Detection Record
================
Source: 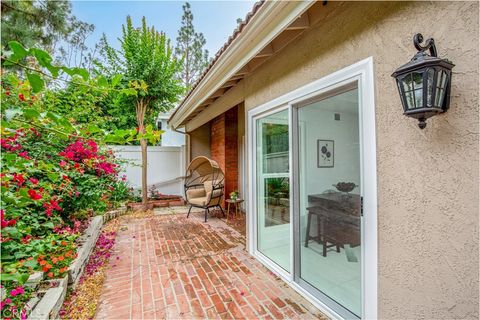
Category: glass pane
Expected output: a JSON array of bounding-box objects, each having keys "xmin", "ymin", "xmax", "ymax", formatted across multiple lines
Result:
[
  {"xmin": 435, "ymin": 88, "xmax": 445, "ymax": 107},
  {"xmin": 440, "ymin": 71, "xmax": 448, "ymax": 90},
  {"xmin": 298, "ymin": 88, "xmax": 361, "ymax": 316},
  {"xmin": 426, "ymin": 69, "xmax": 435, "ymax": 107},
  {"xmin": 437, "ymin": 70, "xmax": 448, "ymax": 90},
  {"xmin": 402, "ymin": 74, "xmax": 413, "ymax": 92},
  {"xmin": 256, "ymin": 109, "xmax": 290, "ymax": 271},
  {"xmin": 415, "ymin": 89, "xmax": 423, "ymax": 108},
  {"xmin": 412, "ymin": 72, "xmax": 423, "ymax": 89},
  {"xmin": 405, "ymin": 90, "xmax": 415, "ymax": 109}
]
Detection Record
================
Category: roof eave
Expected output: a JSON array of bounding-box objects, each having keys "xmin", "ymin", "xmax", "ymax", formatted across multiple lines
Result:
[{"xmin": 168, "ymin": 0, "xmax": 315, "ymax": 130}]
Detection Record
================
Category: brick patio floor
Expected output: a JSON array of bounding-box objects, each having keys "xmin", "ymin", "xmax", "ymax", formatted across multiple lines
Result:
[{"xmin": 95, "ymin": 207, "xmax": 328, "ymax": 320}]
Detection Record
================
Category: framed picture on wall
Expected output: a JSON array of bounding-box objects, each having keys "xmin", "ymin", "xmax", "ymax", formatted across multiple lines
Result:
[{"xmin": 317, "ymin": 139, "xmax": 334, "ymax": 168}]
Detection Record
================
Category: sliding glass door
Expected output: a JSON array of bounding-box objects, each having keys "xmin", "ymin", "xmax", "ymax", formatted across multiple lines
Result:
[
  {"xmin": 255, "ymin": 109, "xmax": 291, "ymax": 272},
  {"xmin": 250, "ymin": 59, "xmax": 377, "ymax": 319},
  {"xmin": 295, "ymin": 86, "xmax": 362, "ymax": 318}
]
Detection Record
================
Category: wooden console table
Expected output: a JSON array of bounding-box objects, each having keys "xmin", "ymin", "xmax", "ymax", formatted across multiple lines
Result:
[{"xmin": 304, "ymin": 193, "xmax": 361, "ymax": 256}]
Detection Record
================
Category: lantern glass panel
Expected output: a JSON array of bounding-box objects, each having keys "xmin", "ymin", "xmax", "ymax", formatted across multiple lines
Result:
[
  {"xmin": 426, "ymin": 69, "xmax": 435, "ymax": 107},
  {"xmin": 412, "ymin": 72, "xmax": 423, "ymax": 89},
  {"xmin": 404, "ymin": 89, "xmax": 415, "ymax": 110},
  {"xmin": 402, "ymin": 74, "xmax": 413, "ymax": 92},
  {"xmin": 415, "ymin": 87, "xmax": 423, "ymax": 108},
  {"xmin": 401, "ymin": 72, "xmax": 424, "ymax": 110},
  {"xmin": 435, "ymin": 70, "xmax": 449, "ymax": 107}
]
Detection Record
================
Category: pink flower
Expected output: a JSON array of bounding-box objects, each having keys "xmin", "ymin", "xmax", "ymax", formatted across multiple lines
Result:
[
  {"xmin": 12, "ymin": 173, "xmax": 25, "ymax": 186},
  {"xmin": 1, "ymin": 298, "xmax": 12, "ymax": 310},
  {"xmin": 10, "ymin": 286, "xmax": 24, "ymax": 296},
  {"xmin": 59, "ymin": 160, "xmax": 67, "ymax": 167},
  {"xmin": 0, "ymin": 210, "xmax": 15, "ymax": 228},
  {"xmin": 29, "ymin": 177, "xmax": 39, "ymax": 185},
  {"xmin": 28, "ymin": 189, "xmax": 42, "ymax": 200},
  {"xmin": 43, "ymin": 198, "xmax": 62, "ymax": 217},
  {"xmin": 18, "ymin": 151, "xmax": 30, "ymax": 159},
  {"xmin": 95, "ymin": 162, "xmax": 117, "ymax": 176}
]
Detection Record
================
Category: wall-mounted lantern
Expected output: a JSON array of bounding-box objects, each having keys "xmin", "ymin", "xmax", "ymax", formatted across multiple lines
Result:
[{"xmin": 391, "ymin": 33, "xmax": 454, "ymax": 129}]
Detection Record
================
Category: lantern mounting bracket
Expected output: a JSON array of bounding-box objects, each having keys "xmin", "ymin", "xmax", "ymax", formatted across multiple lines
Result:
[{"xmin": 413, "ymin": 33, "xmax": 437, "ymax": 57}]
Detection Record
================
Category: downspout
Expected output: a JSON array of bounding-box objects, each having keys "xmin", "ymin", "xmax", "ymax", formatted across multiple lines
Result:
[{"xmin": 172, "ymin": 127, "xmax": 191, "ymax": 171}]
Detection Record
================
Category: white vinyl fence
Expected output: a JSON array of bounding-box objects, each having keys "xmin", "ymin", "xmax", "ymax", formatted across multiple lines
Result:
[{"xmin": 108, "ymin": 145, "xmax": 186, "ymax": 196}]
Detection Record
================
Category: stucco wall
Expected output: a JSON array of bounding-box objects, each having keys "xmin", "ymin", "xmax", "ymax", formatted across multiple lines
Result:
[
  {"xmin": 190, "ymin": 122, "xmax": 211, "ymax": 159},
  {"xmin": 240, "ymin": 1, "xmax": 479, "ymax": 319}
]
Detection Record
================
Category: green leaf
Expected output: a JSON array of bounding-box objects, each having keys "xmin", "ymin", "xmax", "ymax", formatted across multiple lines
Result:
[
  {"xmin": 120, "ymin": 88, "xmax": 137, "ymax": 96},
  {"xmin": 7, "ymin": 41, "xmax": 29, "ymax": 63},
  {"xmin": 58, "ymin": 118, "xmax": 76, "ymax": 133},
  {"xmin": 104, "ymin": 134, "xmax": 125, "ymax": 144},
  {"xmin": 26, "ymin": 72, "xmax": 45, "ymax": 93},
  {"xmin": 30, "ymin": 48, "xmax": 59, "ymax": 77},
  {"xmin": 111, "ymin": 74, "xmax": 123, "ymax": 87},
  {"xmin": 3, "ymin": 152, "xmax": 18, "ymax": 163},
  {"xmin": 44, "ymin": 222, "xmax": 54, "ymax": 229},
  {"xmin": 23, "ymin": 108, "xmax": 41, "ymax": 120},
  {"xmin": 4, "ymin": 227, "xmax": 22, "ymax": 239},
  {"xmin": 16, "ymin": 273, "xmax": 30, "ymax": 284},
  {"xmin": 87, "ymin": 124, "xmax": 101, "ymax": 134},
  {"xmin": 62, "ymin": 67, "xmax": 89, "ymax": 81},
  {"xmin": 14, "ymin": 251, "xmax": 28, "ymax": 259},
  {"xmin": 45, "ymin": 111, "xmax": 60, "ymax": 122},
  {"xmin": 23, "ymin": 259, "xmax": 38, "ymax": 269},
  {"xmin": 1, "ymin": 273, "xmax": 17, "ymax": 281},
  {"xmin": 47, "ymin": 172, "xmax": 59, "ymax": 182},
  {"xmin": 97, "ymin": 76, "xmax": 108, "ymax": 87}
]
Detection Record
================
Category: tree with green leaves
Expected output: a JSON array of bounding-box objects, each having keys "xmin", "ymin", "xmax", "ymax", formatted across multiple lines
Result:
[
  {"xmin": 1, "ymin": 0, "xmax": 97, "ymax": 69},
  {"xmin": 100, "ymin": 16, "xmax": 184, "ymax": 205},
  {"xmin": 175, "ymin": 2, "xmax": 209, "ymax": 89},
  {"xmin": 1, "ymin": 0, "xmax": 71, "ymax": 50}
]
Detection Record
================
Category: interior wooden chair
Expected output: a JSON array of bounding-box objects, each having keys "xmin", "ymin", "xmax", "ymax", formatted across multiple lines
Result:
[{"xmin": 184, "ymin": 156, "xmax": 225, "ymax": 222}]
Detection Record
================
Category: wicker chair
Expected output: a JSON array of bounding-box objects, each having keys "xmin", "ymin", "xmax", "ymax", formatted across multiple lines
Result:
[{"xmin": 184, "ymin": 156, "xmax": 225, "ymax": 222}]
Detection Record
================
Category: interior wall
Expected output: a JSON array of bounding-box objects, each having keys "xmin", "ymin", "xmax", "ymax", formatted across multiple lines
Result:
[
  {"xmin": 299, "ymin": 89, "xmax": 360, "ymax": 201},
  {"xmin": 240, "ymin": 1, "xmax": 479, "ymax": 319},
  {"xmin": 189, "ymin": 122, "xmax": 211, "ymax": 159}
]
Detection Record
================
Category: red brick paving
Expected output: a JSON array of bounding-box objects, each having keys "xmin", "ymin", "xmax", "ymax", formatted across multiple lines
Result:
[{"xmin": 95, "ymin": 207, "xmax": 327, "ymax": 319}]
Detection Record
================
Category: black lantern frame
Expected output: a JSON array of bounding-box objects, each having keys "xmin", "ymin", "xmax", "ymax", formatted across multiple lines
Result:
[{"xmin": 392, "ymin": 34, "xmax": 454, "ymax": 129}]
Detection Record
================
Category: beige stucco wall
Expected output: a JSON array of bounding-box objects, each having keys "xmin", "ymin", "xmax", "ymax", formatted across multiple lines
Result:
[
  {"xmin": 238, "ymin": 1, "xmax": 478, "ymax": 319},
  {"xmin": 190, "ymin": 122, "xmax": 211, "ymax": 159}
]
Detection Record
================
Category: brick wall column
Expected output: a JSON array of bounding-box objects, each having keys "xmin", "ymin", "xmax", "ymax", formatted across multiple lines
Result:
[{"xmin": 210, "ymin": 106, "xmax": 238, "ymax": 207}]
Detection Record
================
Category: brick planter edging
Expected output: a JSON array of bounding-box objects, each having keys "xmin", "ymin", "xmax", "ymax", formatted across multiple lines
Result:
[{"xmin": 26, "ymin": 207, "xmax": 126, "ymax": 320}]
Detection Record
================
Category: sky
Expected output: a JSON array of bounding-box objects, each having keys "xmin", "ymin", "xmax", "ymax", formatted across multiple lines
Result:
[{"xmin": 71, "ymin": 1, "xmax": 256, "ymax": 56}]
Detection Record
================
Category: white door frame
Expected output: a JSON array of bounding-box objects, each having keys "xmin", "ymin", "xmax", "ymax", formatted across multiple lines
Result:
[{"xmin": 247, "ymin": 57, "xmax": 377, "ymax": 319}]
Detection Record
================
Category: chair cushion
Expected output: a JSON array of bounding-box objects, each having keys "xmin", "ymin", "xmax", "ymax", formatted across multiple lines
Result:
[
  {"xmin": 188, "ymin": 196, "xmax": 207, "ymax": 207},
  {"xmin": 203, "ymin": 180, "xmax": 213, "ymax": 194},
  {"xmin": 186, "ymin": 188, "xmax": 206, "ymax": 200}
]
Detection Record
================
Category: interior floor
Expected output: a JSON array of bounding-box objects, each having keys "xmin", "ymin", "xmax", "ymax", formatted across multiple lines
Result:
[{"xmin": 261, "ymin": 241, "xmax": 361, "ymax": 316}]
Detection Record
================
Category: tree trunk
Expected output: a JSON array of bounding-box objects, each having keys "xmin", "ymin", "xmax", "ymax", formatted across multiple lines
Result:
[
  {"xmin": 136, "ymin": 98, "xmax": 148, "ymax": 206},
  {"xmin": 140, "ymin": 137, "xmax": 148, "ymax": 205}
]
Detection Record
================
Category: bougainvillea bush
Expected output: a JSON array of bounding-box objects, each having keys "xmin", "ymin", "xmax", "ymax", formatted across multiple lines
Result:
[{"xmin": 0, "ymin": 41, "xmax": 153, "ymax": 319}]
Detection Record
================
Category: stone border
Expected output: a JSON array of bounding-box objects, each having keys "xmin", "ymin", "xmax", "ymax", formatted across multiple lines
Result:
[
  {"xmin": 27, "ymin": 207, "xmax": 127, "ymax": 320},
  {"xmin": 27, "ymin": 277, "xmax": 68, "ymax": 320}
]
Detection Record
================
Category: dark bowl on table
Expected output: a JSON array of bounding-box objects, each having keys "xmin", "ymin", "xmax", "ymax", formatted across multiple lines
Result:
[{"xmin": 333, "ymin": 182, "xmax": 357, "ymax": 193}]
